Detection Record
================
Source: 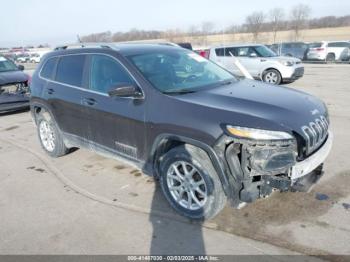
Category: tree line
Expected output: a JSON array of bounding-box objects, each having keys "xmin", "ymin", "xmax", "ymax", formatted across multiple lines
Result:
[{"xmin": 80, "ymin": 4, "xmax": 350, "ymax": 44}]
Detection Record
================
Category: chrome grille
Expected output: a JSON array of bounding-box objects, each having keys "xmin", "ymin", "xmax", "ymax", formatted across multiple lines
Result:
[{"xmin": 302, "ymin": 116, "xmax": 329, "ymax": 155}]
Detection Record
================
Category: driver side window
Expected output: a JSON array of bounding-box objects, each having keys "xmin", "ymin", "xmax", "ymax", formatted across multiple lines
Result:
[{"xmin": 89, "ymin": 55, "xmax": 134, "ymax": 94}]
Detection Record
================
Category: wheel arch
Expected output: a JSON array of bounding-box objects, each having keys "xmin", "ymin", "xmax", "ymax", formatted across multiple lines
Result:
[
  {"xmin": 149, "ymin": 133, "xmax": 231, "ymax": 196},
  {"xmin": 30, "ymin": 101, "xmax": 56, "ymax": 125}
]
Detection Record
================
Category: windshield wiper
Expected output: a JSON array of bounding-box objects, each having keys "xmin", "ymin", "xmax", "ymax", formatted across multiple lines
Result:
[{"xmin": 163, "ymin": 89, "xmax": 196, "ymax": 95}]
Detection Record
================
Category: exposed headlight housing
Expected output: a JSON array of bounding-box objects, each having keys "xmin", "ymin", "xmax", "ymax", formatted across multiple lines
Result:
[
  {"xmin": 249, "ymin": 146, "xmax": 297, "ymax": 175},
  {"xmin": 226, "ymin": 125, "xmax": 297, "ymax": 175},
  {"xmin": 227, "ymin": 125, "xmax": 294, "ymax": 140}
]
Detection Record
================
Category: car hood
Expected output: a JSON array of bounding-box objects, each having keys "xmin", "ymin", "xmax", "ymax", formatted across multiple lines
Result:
[
  {"xmin": 173, "ymin": 79, "xmax": 327, "ymax": 137},
  {"xmin": 0, "ymin": 70, "xmax": 28, "ymax": 86}
]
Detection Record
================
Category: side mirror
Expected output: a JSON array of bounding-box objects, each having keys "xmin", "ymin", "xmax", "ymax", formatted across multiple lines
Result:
[
  {"xmin": 249, "ymin": 53, "xmax": 257, "ymax": 58},
  {"xmin": 17, "ymin": 65, "xmax": 25, "ymax": 71},
  {"xmin": 108, "ymin": 84, "xmax": 143, "ymax": 98}
]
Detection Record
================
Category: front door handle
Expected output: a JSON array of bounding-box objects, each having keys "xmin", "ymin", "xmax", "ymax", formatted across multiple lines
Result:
[
  {"xmin": 82, "ymin": 98, "xmax": 97, "ymax": 106},
  {"xmin": 47, "ymin": 88, "xmax": 55, "ymax": 94}
]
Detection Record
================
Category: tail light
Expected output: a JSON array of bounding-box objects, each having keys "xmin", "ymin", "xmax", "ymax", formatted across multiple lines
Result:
[
  {"xmin": 26, "ymin": 74, "xmax": 32, "ymax": 87},
  {"xmin": 198, "ymin": 50, "xmax": 210, "ymax": 59},
  {"xmin": 315, "ymin": 48, "xmax": 324, "ymax": 51}
]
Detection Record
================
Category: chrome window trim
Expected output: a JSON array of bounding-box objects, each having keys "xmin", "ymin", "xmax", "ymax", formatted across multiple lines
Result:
[{"xmin": 38, "ymin": 52, "xmax": 145, "ymax": 99}]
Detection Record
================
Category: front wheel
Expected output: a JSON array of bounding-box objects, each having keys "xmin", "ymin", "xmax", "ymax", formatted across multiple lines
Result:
[
  {"xmin": 159, "ymin": 145, "xmax": 227, "ymax": 220},
  {"xmin": 262, "ymin": 69, "xmax": 282, "ymax": 85}
]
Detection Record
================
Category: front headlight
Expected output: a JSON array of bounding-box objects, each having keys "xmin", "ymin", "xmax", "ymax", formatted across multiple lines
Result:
[
  {"xmin": 279, "ymin": 60, "xmax": 295, "ymax": 66},
  {"xmin": 227, "ymin": 125, "xmax": 293, "ymax": 140}
]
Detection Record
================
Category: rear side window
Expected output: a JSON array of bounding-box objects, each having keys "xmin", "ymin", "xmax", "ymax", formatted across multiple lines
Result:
[
  {"xmin": 328, "ymin": 42, "xmax": 348, "ymax": 47},
  {"xmin": 55, "ymin": 55, "xmax": 86, "ymax": 87},
  {"xmin": 215, "ymin": 47, "xmax": 236, "ymax": 57},
  {"xmin": 215, "ymin": 48, "xmax": 224, "ymax": 57},
  {"xmin": 89, "ymin": 54, "xmax": 134, "ymax": 94},
  {"xmin": 40, "ymin": 57, "xmax": 57, "ymax": 80}
]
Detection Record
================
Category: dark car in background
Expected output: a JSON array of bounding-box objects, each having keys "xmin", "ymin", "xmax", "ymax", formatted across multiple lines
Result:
[
  {"xmin": 0, "ymin": 56, "xmax": 30, "ymax": 113},
  {"xmin": 30, "ymin": 43, "xmax": 332, "ymax": 220},
  {"xmin": 270, "ymin": 42, "xmax": 309, "ymax": 60}
]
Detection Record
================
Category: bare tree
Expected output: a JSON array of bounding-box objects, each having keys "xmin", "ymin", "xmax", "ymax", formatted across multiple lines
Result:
[
  {"xmin": 201, "ymin": 21, "xmax": 215, "ymax": 35},
  {"xmin": 81, "ymin": 31, "xmax": 112, "ymax": 42},
  {"xmin": 188, "ymin": 25, "xmax": 199, "ymax": 37},
  {"xmin": 290, "ymin": 4, "xmax": 311, "ymax": 40},
  {"xmin": 269, "ymin": 8, "xmax": 285, "ymax": 43},
  {"xmin": 245, "ymin": 11, "xmax": 265, "ymax": 42}
]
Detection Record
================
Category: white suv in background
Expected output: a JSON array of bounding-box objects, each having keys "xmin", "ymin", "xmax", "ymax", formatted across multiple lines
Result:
[
  {"xmin": 208, "ymin": 44, "xmax": 304, "ymax": 85},
  {"xmin": 29, "ymin": 53, "xmax": 45, "ymax": 63},
  {"xmin": 306, "ymin": 41, "xmax": 350, "ymax": 62}
]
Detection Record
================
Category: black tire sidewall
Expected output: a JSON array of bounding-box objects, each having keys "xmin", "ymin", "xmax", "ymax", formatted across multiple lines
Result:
[{"xmin": 326, "ymin": 53, "xmax": 335, "ymax": 63}]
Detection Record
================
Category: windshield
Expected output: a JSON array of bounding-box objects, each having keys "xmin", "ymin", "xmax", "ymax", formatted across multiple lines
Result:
[
  {"xmin": 127, "ymin": 49, "xmax": 235, "ymax": 93},
  {"xmin": 254, "ymin": 46, "xmax": 277, "ymax": 57},
  {"xmin": 0, "ymin": 57, "xmax": 18, "ymax": 72}
]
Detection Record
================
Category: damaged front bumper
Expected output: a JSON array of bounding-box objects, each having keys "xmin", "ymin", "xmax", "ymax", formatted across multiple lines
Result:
[{"xmin": 216, "ymin": 131, "xmax": 333, "ymax": 205}]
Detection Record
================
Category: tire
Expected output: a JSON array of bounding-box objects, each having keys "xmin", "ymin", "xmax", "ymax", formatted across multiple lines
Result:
[
  {"xmin": 326, "ymin": 53, "xmax": 335, "ymax": 63},
  {"xmin": 36, "ymin": 110, "xmax": 69, "ymax": 157},
  {"xmin": 159, "ymin": 144, "xmax": 227, "ymax": 220},
  {"xmin": 262, "ymin": 69, "xmax": 281, "ymax": 85}
]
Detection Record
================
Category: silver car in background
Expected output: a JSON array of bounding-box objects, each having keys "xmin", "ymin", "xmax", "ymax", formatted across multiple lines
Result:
[{"xmin": 208, "ymin": 44, "xmax": 304, "ymax": 85}]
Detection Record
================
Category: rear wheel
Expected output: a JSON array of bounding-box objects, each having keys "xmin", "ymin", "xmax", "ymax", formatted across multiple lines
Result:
[
  {"xmin": 159, "ymin": 144, "xmax": 226, "ymax": 220},
  {"xmin": 36, "ymin": 110, "xmax": 69, "ymax": 157},
  {"xmin": 326, "ymin": 53, "xmax": 335, "ymax": 63},
  {"xmin": 262, "ymin": 69, "xmax": 281, "ymax": 85}
]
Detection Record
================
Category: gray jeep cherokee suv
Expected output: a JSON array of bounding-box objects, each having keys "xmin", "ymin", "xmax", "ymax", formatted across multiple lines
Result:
[{"xmin": 30, "ymin": 43, "xmax": 332, "ymax": 220}]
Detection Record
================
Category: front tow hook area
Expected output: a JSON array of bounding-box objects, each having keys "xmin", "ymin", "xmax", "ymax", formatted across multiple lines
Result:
[{"xmin": 291, "ymin": 164, "xmax": 324, "ymax": 193}]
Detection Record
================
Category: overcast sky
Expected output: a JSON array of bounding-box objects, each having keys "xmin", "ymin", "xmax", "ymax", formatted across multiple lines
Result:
[{"xmin": 1, "ymin": 0, "xmax": 350, "ymax": 47}]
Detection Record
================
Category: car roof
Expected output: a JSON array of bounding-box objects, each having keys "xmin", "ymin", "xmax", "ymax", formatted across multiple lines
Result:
[
  {"xmin": 50, "ymin": 42, "xmax": 184, "ymax": 57},
  {"xmin": 210, "ymin": 43, "xmax": 264, "ymax": 49}
]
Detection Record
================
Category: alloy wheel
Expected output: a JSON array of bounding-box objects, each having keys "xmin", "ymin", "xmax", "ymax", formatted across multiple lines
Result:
[
  {"xmin": 39, "ymin": 120, "xmax": 56, "ymax": 152},
  {"xmin": 166, "ymin": 161, "xmax": 208, "ymax": 210},
  {"xmin": 264, "ymin": 71, "xmax": 278, "ymax": 84}
]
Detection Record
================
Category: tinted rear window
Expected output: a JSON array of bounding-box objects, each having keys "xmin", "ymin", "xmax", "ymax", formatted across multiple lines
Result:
[
  {"xmin": 328, "ymin": 42, "xmax": 349, "ymax": 47},
  {"xmin": 40, "ymin": 57, "xmax": 57, "ymax": 80},
  {"xmin": 55, "ymin": 55, "xmax": 86, "ymax": 87},
  {"xmin": 309, "ymin": 42, "xmax": 322, "ymax": 48},
  {"xmin": 215, "ymin": 47, "xmax": 236, "ymax": 57}
]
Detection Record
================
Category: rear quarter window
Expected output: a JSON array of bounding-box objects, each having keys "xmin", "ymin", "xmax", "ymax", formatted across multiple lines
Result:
[
  {"xmin": 40, "ymin": 57, "xmax": 58, "ymax": 80},
  {"xmin": 55, "ymin": 55, "xmax": 86, "ymax": 87},
  {"xmin": 309, "ymin": 43, "xmax": 322, "ymax": 48},
  {"xmin": 328, "ymin": 42, "xmax": 348, "ymax": 47},
  {"xmin": 215, "ymin": 48, "xmax": 225, "ymax": 57}
]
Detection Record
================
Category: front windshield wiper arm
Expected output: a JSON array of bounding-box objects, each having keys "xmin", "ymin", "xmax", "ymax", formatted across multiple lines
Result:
[{"xmin": 163, "ymin": 89, "xmax": 196, "ymax": 95}]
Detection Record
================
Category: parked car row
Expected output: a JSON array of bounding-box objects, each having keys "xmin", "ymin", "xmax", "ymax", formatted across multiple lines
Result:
[
  {"xmin": 16, "ymin": 53, "xmax": 46, "ymax": 63},
  {"xmin": 269, "ymin": 41, "xmax": 350, "ymax": 62}
]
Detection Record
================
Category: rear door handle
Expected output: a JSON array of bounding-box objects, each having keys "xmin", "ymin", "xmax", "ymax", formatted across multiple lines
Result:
[
  {"xmin": 47, "ymin": 88, "xmax": 55, "ymax": 94},
  {"xmin": 82, "ymin": 98, "xmax": 97, "ymax": 106}
]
